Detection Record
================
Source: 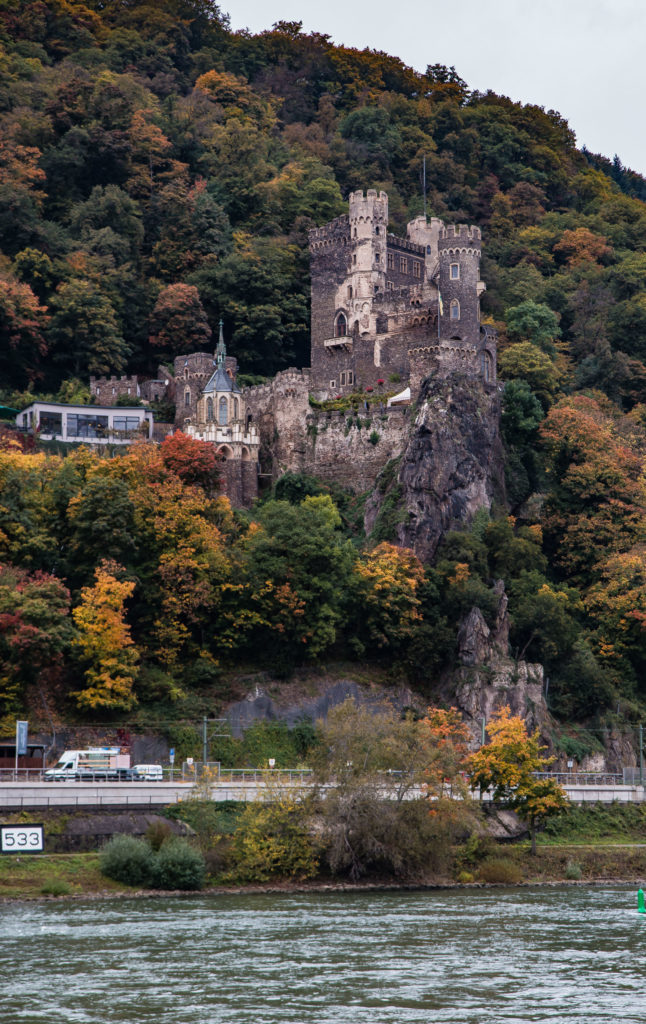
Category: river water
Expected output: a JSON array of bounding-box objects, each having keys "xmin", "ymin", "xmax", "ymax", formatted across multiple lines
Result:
[{"xmin": 1, "ymin": 887, "xmax": 645, "ymax": 1023}]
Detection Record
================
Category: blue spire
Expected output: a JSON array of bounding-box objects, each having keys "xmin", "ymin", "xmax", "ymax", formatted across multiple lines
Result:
[{"xmin": 215, "ymin": 319, "xmax": 226, "ymax": 368}]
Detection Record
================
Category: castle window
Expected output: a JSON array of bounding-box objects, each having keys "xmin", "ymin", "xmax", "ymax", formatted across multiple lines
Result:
[
  {"xmin": 219, "ymin": 397, "xmax": 228, "ymax": 425},
  {"xmin": 334, "ymin": 312, "xmax": 347, "ymax": 338},
  {"xmin": 206, "ymin": 397, "xmax": 214, "ymax": 421},
  {"xmin": 347, "ymin": 285, "xmax": 353, "ymax": 299},
  {"xmin": 340, "ymin": 371, "xmax": 346, "ymax": 386},
  {"xmin": 387, "ymin": 252, "xmax": 394, "ymax": 269},
  {"xmin": 330, "ymin": 379, "xmax": 336, "ymax": 389},
  {"xmin": 375, "ymin": 226, "xmax": 380, "ymax": 235},
  {"xmin": 450, "ymin": 263, "xmax": 460, "ymax": 280},
  {"xmin": 352, "ymin": 254, "xmax": 357, "ymax": 264},
  {"xmin": 387, "ymin": 281, "xmax": 394, "ymax": 290},
  {"xmin": 481, "ymin": 351, "xmax": 493, "ymax": 382},
  {"xmin": 450, "ymin": 299, "xmax": 460, "ymax": 320},
  {"xmin": 347, "ymin": 371, "xmax": 354, "ymax": 385},
  {"xmin": 184, "ymin": 390, "xmax": 191, "ymax": 407},
  {"xmin": 375, "ymin": 252, "xmax": 380, "ymax": 264},
  {"xmin": 400, "ymin": 256, "xmax": 408, "ymax": 273},
  {"xmin": 413, "ymin": 261, "xmax": 421, "ymax": 278},
  {"xmin": 427, "ymin": 245, "xmax": 432, "ymax": 253},
  {"xmin": 233, "ymin": 398, "xmax": 239, "ymax": 419}
]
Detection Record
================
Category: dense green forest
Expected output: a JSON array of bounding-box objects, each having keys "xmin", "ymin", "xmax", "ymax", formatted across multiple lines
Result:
[{"xmin": 1, "ymin": 0, "xmax": 646, "ymax": 740}]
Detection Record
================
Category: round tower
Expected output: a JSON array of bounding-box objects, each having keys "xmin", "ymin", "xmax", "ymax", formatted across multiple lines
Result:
[
  {"xmin": 437, "ymin": 224, "xmax": 482, "ymax": 344},
  {"xmin": 348, "ymin": 189, "xmax": 388, "ymax": 304}
]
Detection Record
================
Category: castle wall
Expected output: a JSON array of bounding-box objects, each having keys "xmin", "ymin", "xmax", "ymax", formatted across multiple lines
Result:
[
  {"xmin": 302, "ymin": 406, "xmax": 411, "ymax": 492},
  {"xmin": 220, "ymin": 457, "xmax": 258, "ymax": 507},
  {"xmin": 90, "ymin": 375, "xmax": 140, "ymax": 404}
]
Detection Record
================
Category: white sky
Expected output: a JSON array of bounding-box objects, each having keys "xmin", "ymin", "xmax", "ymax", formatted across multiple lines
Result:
[{"xmin": 225, "ymin": 0, "xmax": 646, "ymax": 177}]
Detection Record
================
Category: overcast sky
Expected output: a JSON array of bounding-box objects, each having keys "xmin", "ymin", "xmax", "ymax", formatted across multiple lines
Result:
[{"xmin": 225, "ymin": 0, "xmax": 646, "ymax": 177}]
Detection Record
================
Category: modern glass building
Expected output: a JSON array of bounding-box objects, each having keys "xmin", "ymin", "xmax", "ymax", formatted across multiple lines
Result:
[{"xmin": 15, "ymin": 402, "xmax": 153, "ymax": 443}]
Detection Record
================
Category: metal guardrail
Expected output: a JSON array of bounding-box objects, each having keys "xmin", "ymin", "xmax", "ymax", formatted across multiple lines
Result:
[
  {"xmin": 533, "ymin": 772, "xmax": 625, "ymax": 786},
  {"xmin": 0, "ymin": 767, "xmax": 636, "ymax": 787}
]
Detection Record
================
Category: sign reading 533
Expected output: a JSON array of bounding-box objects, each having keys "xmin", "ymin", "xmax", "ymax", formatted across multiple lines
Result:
[{"xmin": 1, "ymin": 824, "xmax": 44, "ymax": 853}]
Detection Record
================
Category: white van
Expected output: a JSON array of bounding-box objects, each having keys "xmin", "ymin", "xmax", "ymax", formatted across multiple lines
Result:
[{"xmin": 133, "ymin": 764, "xmax": 163, "ymax": 781}]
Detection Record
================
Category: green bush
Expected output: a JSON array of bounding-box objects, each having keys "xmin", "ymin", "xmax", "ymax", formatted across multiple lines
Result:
[
  {"xmin": 477, "ymin": 857, "xmax": 523, "ymax": 884},
  {"xmin": 456, "ymin": 870, "xmax": 474, "ymax": 884},
  {"xmin": 146, "ymin": 820, "xmax": 173, "ymax": 851},
  {"xmin": 152, "ymin": 838, "xmax": 205, "ymax": 890},
  {"xmin": 368, "ymin": 430, "xmax": 380, "ymax": 445},
  {"xmin": 40, "ymin": 879, "xmax": 71, "ymax": 896},
  {"xmin": 565, "ymin": 859, "xmax": 582, "ymax": 880},
  {"xmin": 100, "ymin": 835, "xmax": 155, "ymax": 887}
]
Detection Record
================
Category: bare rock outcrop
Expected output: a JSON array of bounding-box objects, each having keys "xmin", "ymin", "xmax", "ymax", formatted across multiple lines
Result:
[
  {"xmin": 366, "ymin": 373, "xmax": 505, "ymax": 562},
  {"xmin": 449, "ymin": 591, "xmax": 551, "ymax": 750}
]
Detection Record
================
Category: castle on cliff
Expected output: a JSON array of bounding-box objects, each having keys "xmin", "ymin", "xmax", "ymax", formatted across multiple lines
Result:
[{"xmin": 91, "ymin": 191, "xmax": 497, "ymax": 506}]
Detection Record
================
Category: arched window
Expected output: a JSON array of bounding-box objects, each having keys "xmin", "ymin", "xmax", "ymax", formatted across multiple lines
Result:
[
  {"xmin": 233, "ymin": 398, "xmax": 239, "ymax": 419},
  {"xmin": 450, "ymin": 299, "xmax": 460, "ymax": 320},
  {"xmin": 334, "ymin": 312, "xmax": 347, "ymax": 337},
  {"xmin": 184, "ymin": 390, "xmax": 191, "ymax": 407},
  {"xmin": 219, "ymin": 397, "xmax": 228, "ymax": 425},
  {"xmin": 206, "ymin": 397, "xmax": 214, "ymax": 421}
]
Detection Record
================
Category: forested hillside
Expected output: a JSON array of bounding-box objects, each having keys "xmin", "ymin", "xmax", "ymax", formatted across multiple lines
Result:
[{"xmin": 1, "ymin": 0, "xmax": 646, "ymax": 741}]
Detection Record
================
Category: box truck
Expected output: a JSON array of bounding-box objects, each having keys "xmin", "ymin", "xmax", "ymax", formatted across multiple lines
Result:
[{"xmin": 45, "ymin": 747, "xmax": 132, "ymax": 781}]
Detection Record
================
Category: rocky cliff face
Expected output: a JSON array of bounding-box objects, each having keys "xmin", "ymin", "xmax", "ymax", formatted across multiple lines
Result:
[
  {"xmin": 366, "ymin": 373, "xmax": 505, "ymax": 561},
  {"xmin": 447, "ymin": 586, "xmax": 552, "ymax": 751}
]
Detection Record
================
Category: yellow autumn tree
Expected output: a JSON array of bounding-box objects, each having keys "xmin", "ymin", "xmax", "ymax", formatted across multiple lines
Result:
[
  {"xmin": 352, "ymin": 541, "xmax": 424, "ymax": 652},
  {"xmin": 72, "ymin": 562, "xmax": 139, "ymax": 710},
  {"xmin": 469, "ymin": 707, "xmax": 568, "ymax": 854}
]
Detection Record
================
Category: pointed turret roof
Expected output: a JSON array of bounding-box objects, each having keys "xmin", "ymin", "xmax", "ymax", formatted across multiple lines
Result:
[{"xmin": 202, "ymin": 320, "xmax": 240, "ymax": 394}]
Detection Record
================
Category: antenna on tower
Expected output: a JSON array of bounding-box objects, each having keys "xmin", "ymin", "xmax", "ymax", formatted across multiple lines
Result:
[{"xmin": 423, "ymin": 154, "xmax": 427, "ymax": 219}]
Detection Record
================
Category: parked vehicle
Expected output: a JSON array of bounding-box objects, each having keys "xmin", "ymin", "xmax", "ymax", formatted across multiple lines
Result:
[
  {"xmin": 133, "ymin": 764, "xmax": 163, "ymax": 781},
  {"xmin": 45, "ymin": 748, "xmax": 132, "ymax": 781}
]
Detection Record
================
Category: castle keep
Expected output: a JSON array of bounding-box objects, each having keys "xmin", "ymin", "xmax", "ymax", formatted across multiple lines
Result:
[
  {"xmin": 89, "ymin": 190, "xmax": 497, "ymax": 505},
  {"xmin": 308, "ymin": 190, "xmax": 496, "ymax": 398}
]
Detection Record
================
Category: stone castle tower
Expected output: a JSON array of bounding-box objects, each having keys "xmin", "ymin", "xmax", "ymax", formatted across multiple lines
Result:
[{"xmin": 308, "ymin": 190, "xmax": 496, "ymax": 397}]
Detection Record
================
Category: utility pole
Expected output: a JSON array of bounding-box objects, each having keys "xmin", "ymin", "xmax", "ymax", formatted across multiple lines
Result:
[{"xmin": 640, "ymin": 724, "xmax": 643, "ymax": 787}]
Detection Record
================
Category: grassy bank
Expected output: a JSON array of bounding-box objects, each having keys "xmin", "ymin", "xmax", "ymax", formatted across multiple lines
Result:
[
  {"xmin": 3, "ymin": 843, "xmax": 646, "ymax": 901},
  {"xmin": 0, "ymin": 852, "xmax": 131, "ymax": 899},
  {"xmin": 3, "ymin": 804, "xmax": 646, "ymax": 900}
]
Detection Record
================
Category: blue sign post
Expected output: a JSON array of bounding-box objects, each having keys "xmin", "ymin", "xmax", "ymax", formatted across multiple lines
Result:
[
  {"xmin": 15, "ymin": 720, "xmax": 28, "ymax": 777},
  {"xmin": 16, "ymin": 721, "xmax": 28, "ymax": 756}
]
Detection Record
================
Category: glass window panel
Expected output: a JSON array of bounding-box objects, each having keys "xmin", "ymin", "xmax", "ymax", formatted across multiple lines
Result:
[{"xmin": 39, "ymin": 412, "xmax": 62, "ymax": 434}]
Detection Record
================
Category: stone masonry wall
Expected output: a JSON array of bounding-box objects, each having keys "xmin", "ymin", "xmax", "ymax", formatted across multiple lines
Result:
[{"xmin": 303, "ymin": 406, "xmax": 411, "ymax": 491}]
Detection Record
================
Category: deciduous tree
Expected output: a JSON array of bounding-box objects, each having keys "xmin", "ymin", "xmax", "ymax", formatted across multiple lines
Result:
[
  {"xmin": 72, "ymin": 561, "xmax": 139, "ymax": 710},
  {"xmin": 469, "ymin": 706, "xmax": 567, "ymax": 853}
]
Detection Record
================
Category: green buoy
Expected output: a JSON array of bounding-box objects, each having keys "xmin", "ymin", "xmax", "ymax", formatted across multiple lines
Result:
[{"xmin": 638, "ymin": 889, "xmax": 645, "ymax": 914}]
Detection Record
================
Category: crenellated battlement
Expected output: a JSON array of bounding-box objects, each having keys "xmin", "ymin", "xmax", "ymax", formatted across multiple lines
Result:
[
  {"xmin": 348, "ymin": 189, "xmax": 388, "ymax": 225},
  {"xmin": 438, "ymin": 223, "xmax": 482, "ymax": 249},
  {"xmin": 386, "ymin": 233, "xmax": 425, "ymax": 255},
  {"xmin": 309, "ymin": 215, "xmax": 350, "ymax": 250}
]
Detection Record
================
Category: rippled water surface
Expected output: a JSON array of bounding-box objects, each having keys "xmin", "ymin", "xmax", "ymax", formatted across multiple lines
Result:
[{"xmin": 1, "ymin": 887, "xmax": 645, "ymax": 1023}]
